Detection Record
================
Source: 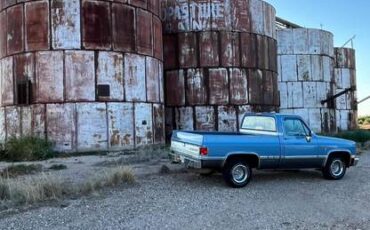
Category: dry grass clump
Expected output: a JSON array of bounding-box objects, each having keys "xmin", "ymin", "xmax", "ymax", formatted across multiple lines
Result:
[
  {"xmin": 0, "ymin": 166, "xmax": 134, "ymax": 206},
  {"xmin": 0, "ymin": 164, "xmax": 43, "ymax": 178}
]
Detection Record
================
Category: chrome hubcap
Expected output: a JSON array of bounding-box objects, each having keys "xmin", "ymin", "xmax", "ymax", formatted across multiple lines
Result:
[
  {"xmin": 231, "ymin": 164, "xmax": 248, "ymax": 183},
  {"xmin": 331, "ymin": 160, "xmax": 344, "ymax": 177}
]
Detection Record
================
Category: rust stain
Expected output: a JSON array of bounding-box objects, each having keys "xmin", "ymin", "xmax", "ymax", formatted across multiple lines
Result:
[{"xmin": 25, "ymin": 1, "xmax": 50, "ymax": 51}]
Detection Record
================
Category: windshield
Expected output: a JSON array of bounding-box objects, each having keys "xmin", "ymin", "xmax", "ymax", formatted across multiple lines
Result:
[{"xmin": 241, "ymin": 116, "xmax": 277, "ymax": 132}]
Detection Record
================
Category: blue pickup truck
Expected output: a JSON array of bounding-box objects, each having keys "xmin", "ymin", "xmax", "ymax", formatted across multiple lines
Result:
[{"xmin": 171, "ymin": 113, "xmax": 359, "ymax": 188}]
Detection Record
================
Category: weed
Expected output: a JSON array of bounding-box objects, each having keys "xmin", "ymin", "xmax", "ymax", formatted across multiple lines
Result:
[
  {"xmin": 48, "ymin": 164, "xmax": 67, "ymax": 171},
  {"xmin": 333, "ymin": 130, "xmax": 370, "ymax": 144},
  {"xmin": 1, "ymin": 137, "xmax": 55, "ymax": 162}
]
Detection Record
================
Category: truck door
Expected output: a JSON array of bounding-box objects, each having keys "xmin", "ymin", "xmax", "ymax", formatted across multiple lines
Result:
[{"xmin": 280, "ymin": 118, "xmax": 322, "ymax": 168}]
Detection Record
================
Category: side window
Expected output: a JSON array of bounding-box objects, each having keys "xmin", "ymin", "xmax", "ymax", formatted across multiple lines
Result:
[{"xmin": 284, "ymin": 119, "xmax": 309, "ymax": 136}]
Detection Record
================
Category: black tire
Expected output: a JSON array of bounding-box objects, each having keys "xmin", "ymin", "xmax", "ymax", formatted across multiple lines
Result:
[
  {"xmin": 223, "ymin": 160, "xmax": 252, "ymax": 188},
  {"xmin": 322, "ymin": 157, "xmax": 347, "ymax": 180}
]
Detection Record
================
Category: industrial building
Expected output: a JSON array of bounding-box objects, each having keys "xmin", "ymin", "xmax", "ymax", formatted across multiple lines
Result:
[{"xmin": 0, "ymin": 0, "xmax": 358, "ymax": 152}]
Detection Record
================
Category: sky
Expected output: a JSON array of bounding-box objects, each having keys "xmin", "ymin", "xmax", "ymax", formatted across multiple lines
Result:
[{"xmin": 265, "ymin": 0, "xmax": 370, "ymax": 117}]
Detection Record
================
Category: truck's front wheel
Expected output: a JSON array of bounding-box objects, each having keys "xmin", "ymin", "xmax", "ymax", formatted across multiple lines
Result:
[
  {"xmin": 323, "ymin": 157, "xmax": 347, "ymax": 180},
  {"xmin": 223, "ymin": 160, "xmax": 252, "ymax": 188}
]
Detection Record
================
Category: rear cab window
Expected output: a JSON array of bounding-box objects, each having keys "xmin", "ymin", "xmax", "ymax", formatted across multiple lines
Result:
[{"xmin": 240, "ymin": 116, "xmax": 277, "ymax": 134}]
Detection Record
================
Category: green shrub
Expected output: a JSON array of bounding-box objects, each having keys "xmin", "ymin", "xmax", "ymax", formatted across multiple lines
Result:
[
  {"xmin": 1, "ymin": 137, "xmax": 55, "ymax": 162},
  {"xmin": 334, "ymin": 130, "xmax": 370, "ymax": 143}
]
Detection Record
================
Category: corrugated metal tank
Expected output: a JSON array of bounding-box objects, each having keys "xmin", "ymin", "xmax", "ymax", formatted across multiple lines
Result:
[
  {"xmin": 0, "ymin": 0, "xmax": 165, "ymax": 152},
  {"xmin": 277, "ymin": 28, "xmax": 336, "ymax": 133},
  {"xmin": 334, "ymin": 47, "xmax": 357, "ymax": 131},
  {"xmin": 162, "ymin": 0, "xmax": 279, "ymax": 135}
]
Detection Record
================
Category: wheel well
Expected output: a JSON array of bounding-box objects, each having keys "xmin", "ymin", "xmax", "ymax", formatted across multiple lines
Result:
[
  {"xmin": 224, "ymin": 154, "xmax": 259, "ymax": 168},
  {"xmin": 327, "ymin": 151, "xmax": 351, "ymax": 167}
]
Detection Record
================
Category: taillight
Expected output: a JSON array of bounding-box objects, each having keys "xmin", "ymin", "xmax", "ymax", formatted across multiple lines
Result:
[{"xmin": 200, "ymin": 147, "xmax": 208, "ymax": 156}]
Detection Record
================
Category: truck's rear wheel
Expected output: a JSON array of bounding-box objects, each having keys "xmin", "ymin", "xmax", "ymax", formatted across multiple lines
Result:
[
  {"xmin": 223, "ymin": 160, "xmax": 252, "ymax": 188},
  {"xmin": 323, "ymin": 157, "xmax": 346, "ymax": 180}
]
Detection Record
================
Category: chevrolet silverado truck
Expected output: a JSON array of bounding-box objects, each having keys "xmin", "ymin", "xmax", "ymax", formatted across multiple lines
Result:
[{"xmin": 170, "ymin": 113, "xmax": 359, "ymax": 188}]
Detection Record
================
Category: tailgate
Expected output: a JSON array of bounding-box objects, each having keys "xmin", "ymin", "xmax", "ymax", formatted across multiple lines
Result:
[{"xmin": 171, "ymin": 131, "xmax": 204, "ymax": 158}]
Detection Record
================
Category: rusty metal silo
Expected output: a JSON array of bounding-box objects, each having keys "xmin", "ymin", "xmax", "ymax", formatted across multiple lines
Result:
[
  {"xmin": 277, "ymin": 28, "xmax": 336, "ymax": 133},
  {"xmin": 162, "ymin": 0, "xmax": 279, "ymax": 135},
  {"xmin": 334, "ymin": 47, "xmax": 357, "ymax": 131},
  {"xmin": 0, "ymin": 0, "xmax": 165, "ymax": 152}
]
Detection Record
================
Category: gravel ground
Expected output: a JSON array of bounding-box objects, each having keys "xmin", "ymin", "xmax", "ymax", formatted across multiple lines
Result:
[{"xmin": 1, "ymin": 152, "xmax": 370, "ymax": 230}]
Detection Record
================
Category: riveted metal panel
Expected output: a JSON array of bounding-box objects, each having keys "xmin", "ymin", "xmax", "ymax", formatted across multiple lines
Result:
[
  {"xmin": 287, "ymin": 82, "xmax": 303, "ymax": 108},
  {"xmin": 124, "ymin": 53, "xmax": 146, "ymax": 102},
  {"xmin": 1, "ymin": 57, "xmax": 14, "ymax": 106},
  {"xmin": 262, "ymin": 2, "xmax": 273, "ymax": 37},
  {"xmin": 25, "ymin": 1, "xmax": 49, "ymax": 51},
  {"xmin": 218, "ymin": 106, "xmax": 237, "ymax": 132},
  {"xmin": 272, "ymin": 72, "xmax": 279, "ymax": 106},
  {"xmin": 153, "ymin": 16, "xmax": 163, "ymax": 60},
  {"xmin": 321, "ymin": 31, "xmax": 334, "ymax": 57},
  {"xmin": 0, "ymin": 108, "xmax": 5, "ymax": 143},
  {"xmin": 195, "ymin": 106, "xmax": 215, "ymax": 131},
  {"xmin": 310, "ymin": 55, "xmax": 323, "ymax": 81},
  {"xmin": 112, "ymin": 3, "xmax": 135, "ymax": 52},
  {"xmin": 7, "ymin": 4, "xmax": 24, "ymax": 55},
  {"xmin": 199, "ymin": 31, "xmax": 219, "ymax": 67},
  {"xmin": 14, "ymin": 53, "xmax": 34, "ymax": 83},
  {"xmin": 47, "ymin": 103, "xmax": 76, "ymax": 152},
  {"xmin": 278, "ymin": 82, "xmax": 287, "ymax": 109},
  {"xmin": 210, "ymin": 0, "xmax": 232, "ymax": 31},
  {"xmin": 231, "ymin": 0, "xmax": 250, "ymax": 32},
  {"xmin": 189, "ymin": 0, "xmax": 211, "ymax": 31},
  {"xmin": 135, "ymin": 103, "xmax": 153, "ymax": 146},
  {"xmin": 76, "ymin": 103, "xmax": 108, "ymax": 151},
  {"xmin": 303, "ymin": 82, "xmax": 317, "ymax": 108},
  {"xmin": 161, "ymin": 0, "xmax": 191, "ymax": 33},
  {"xmin": 5, "ymin": 106, "xmax": 20, "ymax": 138},
  {"xmin": 308, "ymin": 29, "xmax": 321, "ymax": 55},
  {"xmin": 51, "ymin": 0, "xmax": 81, "ymax": 49},
  {"xmin": 21, "ymin": 106, "xmax": 32, "ymax": 137},
  {"xmin": 209, "ymin": 68, "xmax": 228, "ymax": 105},
  {"xmin": 153, "ymin": 103, "xmax": 165, "ymax": 144},
  {"xmin": 82, "ymin": 0, "xmax": 111, "ymax": 50},
  {"xmin": 65, "ymin": 51, "xmax": 95, "ymax": 101},
  {"xmin": 277, "ymin": 29, "xmax": 293, "ymax": 55},
  {"xmin": 31, "ymin": 104, "xmax": 46, "ymax": 138},
  {"xmin": 148, "ymin": 0, "xmax": 160, "ymax": 16},
  {"xmin": 257, "ymin": 35, "xmax": 268, "ymax": 70},
  {"xmin": 146, "ymin": 57, "xmax": 160, "ymax": 102},
  {"xmin": 137, "ymin": 9, "xmax": 153, "ymax": 56},
  {"xmin": 340, "ymin": 69, "xmax": 351, "ymax": 89},
  {"xmin": 240, "ymin": 33, "xmax": 257, "ymax": 68},
  {"xmin": 186, "ymin": 68, "xmax": 207, "ymax": 105},
  {"xmin": 297, "ymin": 55, "xmax": 311, "ymax": 81},
  {"xmin": 35, "ymin": 51, "xmax": 64, "ymax": 103},
  {"xmin": 280, "ymin": 55, "xmax": 297, "ymax": 82},
  {"xmin": 130, "ymin": 0, "xmax": 147, "ymax": 9},
  {"xmin": 163, "ymin": 34, "xmax": 178, "ymax": 69},
  {"xmin": 248, "ymin": 69, "xmax": 263, "ymax": 104},
  {"xmin": 165, "ymin": 70, "xmax": 185, "ymax": 106},
  {"xmin": 263, "ymin": 71, "xmax": 274, "ymax": 105},
  {"xmin": 293, "ymin": 29, "xmax": 308, "ymax": 55},
  {"xmin": 14, "ymin": 53, "xmax": 35, "ymax": 103},
  {"xmin": 316, "ymin": 82, "xmax": 330, "ymax": 105},
  {"xmin": 308, "ymin": 108, "xmax": 321, "ymax": 133},
  {"xmin": 229, "ymin": 68, "xmax": 248, "ymax": 105},
  {"xmin": 97, "ymin": 51, "xmax": 124, "ymax": 101},
  {"xmin": 238, "ymin": 105, "xmax": 252, "ymax": 124},
  {"xmin": 268, "ymin": 38, "xmax": 277, "ymax": 72},
  {"xmin": 165, "ymin": 107, "xmax": 174, "ymax": 140},
  {"xmin": 107, "ymin": 102, "xmax": 134, "ymax": 149},
  {"xmin": 159, "ymin": 62, "xmax": 164, "ymax": 103},
  {"xmin": 0, "ymin": 11, "xmax": 6, "ymax": 58},
  {"xmin": 335, "ymin": 68, "xmax": 342, "ymax": 89},
  {"xmin": 249, "ymin": 0, "xmax": 264, "ymax": 34},
  {"xmin": 175, "ymin": 107, "xmax": 193, "ymax": 130},
  {"xmin": 220, "ymin": 32, "xmax": 240, "ymax": 67},
  {"xmin": 335, "ymin": 48, "xmax": 356, "ymax": 69},
  {"xmin": 178, "ymin": 32, "xmax": 198, "ymax": 68},
  {"xmin": 292, "ymin": 108, "xmax": 309, "ymax": 125}
]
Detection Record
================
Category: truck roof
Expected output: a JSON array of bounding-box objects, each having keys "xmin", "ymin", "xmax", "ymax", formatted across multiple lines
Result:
[{"xmin": 244, "ymin": 113, "xmax": 302, "ymax": 119}]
